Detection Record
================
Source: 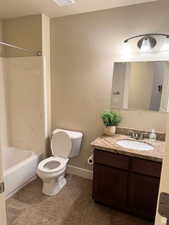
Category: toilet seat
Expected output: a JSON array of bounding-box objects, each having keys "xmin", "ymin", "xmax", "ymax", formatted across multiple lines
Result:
[{"xmin": 38, "ymin": 156, "xmax": 68, "ymax": 173}]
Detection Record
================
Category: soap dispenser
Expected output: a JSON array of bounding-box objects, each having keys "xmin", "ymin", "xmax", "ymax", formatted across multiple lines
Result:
[{"xmin": 149, "ymin": 129, "xmax": 157, "ymax": 141}]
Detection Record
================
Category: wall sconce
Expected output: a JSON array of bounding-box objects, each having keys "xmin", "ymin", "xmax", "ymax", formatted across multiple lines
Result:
[{"xmin": 124, "ymin": 33, "xmax": 169, "ymax": 52}]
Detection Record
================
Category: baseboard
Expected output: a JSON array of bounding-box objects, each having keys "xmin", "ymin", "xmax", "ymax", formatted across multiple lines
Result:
[{"xmin": 67, "ymin": 165, "xmax": 93, "ymax": 180}]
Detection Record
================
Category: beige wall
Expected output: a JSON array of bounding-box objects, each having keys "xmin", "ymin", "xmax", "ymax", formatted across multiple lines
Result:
[
  {"xmin": 51, "ymin": 0, "xmax": 169, "ymax": 170},
  {"xmin": 115, "ymin": 110, "xmax": 168, "ymax": 133},
  {"xmin": 3, "ymin": 15, "xmax": 42, "ymax": 57},
  {"xmin": 5, "ymin": 57, "xmax": 45, "ymax": 154}
]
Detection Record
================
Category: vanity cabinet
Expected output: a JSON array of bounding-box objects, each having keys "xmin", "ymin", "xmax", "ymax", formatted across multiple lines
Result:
[
  {"xmin": 128, "ymin": 173, "xmax": 160, "ymax": 219},
  {"xmin": 94, "ymin": 164, "xmax": 128, "ymax": 210},
  {"xmin": 93, "ymin": 149, "xmax": 162, "ymax": 220}
]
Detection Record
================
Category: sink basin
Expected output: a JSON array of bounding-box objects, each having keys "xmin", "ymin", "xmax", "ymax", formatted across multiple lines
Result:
[{"xmin": 116, "ymin": 139, "xmax": 154, "ymax": 151}]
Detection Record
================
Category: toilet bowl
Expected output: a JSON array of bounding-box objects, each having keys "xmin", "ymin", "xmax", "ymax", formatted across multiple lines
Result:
[{"xmin": 37, "ymin": 129, "xmax": 83, "ymax": 196}]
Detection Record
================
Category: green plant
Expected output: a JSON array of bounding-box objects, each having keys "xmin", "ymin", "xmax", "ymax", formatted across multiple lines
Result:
[{"xmin": 101, "ymin": 111, "xmax": 121, "ymax": 127}]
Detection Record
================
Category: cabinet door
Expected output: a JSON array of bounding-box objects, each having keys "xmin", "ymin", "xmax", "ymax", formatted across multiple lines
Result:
[
  {"xmin": 93, "ymin": 163, "xmax": 128, "ymax": 210},
  {"xmin": 129, "ymin": 173, "xmax": 160, "ymax": 220}
]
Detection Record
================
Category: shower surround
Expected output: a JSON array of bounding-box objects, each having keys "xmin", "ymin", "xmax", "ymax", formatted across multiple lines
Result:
[{"xmin": 0, "ymin": 56, "xmax": 45, "ymax": 196}]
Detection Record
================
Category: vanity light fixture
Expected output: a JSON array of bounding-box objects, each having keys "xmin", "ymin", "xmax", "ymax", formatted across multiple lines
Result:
[
  {"xmin": 124, "ymin": 33, "xmax": 169, "ymax": 52},
  {"xmin": 161, "ymin": 36, "xmax": 169, "ymax": 51},
  {"xmin": 53, "ymin": 0, "xmax": 75, "ymax": 6}
]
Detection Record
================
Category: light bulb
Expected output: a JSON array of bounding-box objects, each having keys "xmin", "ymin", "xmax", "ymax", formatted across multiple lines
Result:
[
  {"xmin": 140, "ymin": 38, "xmax": 151, "ymax": 52},
  {"xmin": 122, "ymin": 41, "xmax": 132, "ymax": 55},
  {"xmin": 161, "ymin": 37, "xmax": 169, "ymax": 51}
]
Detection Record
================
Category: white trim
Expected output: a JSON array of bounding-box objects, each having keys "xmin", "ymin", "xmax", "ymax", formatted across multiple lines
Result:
[
  {"xmin": 66, "ymin": 165, "xmax": 93, "ymax": 180},
  {"xmin": 42, "ymin": 14, "xmax": 52, "ymax": 154}
]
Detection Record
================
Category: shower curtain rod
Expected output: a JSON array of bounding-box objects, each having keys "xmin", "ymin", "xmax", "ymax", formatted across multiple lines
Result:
[{"xmin": 0, "ymin": 41, "xmax": 42, "ymax": 56}]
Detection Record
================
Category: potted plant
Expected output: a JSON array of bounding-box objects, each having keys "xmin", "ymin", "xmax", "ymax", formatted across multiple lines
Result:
[{"xmin": 101, "ymin": 111, "xmax": 121, "ymax": 136}]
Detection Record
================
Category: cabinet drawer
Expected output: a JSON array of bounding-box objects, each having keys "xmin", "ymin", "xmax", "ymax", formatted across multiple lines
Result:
[
  {"xmin": 94, "ymin": 149, "xmax": 129, "ymax": 170},
  {"xmin": 131, "ymin": 158, "xmax": 162, "ymax": 178}
]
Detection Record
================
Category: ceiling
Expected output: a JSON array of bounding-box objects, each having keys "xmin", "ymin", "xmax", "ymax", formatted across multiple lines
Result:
[{"xmin": 0, "ymin": 0, "xmax": 158, "ymax": 19}]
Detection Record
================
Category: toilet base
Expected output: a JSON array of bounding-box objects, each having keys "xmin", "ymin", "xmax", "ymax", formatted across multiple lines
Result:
[{"xmin": 42, "ymin": 175, "xmax": 67, "ymax": 196}]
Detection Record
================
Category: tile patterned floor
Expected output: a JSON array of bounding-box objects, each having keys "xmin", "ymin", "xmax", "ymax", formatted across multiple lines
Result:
[{"xmin": 6, "ymin": 175, "xmax": 153, "ymax": 225}]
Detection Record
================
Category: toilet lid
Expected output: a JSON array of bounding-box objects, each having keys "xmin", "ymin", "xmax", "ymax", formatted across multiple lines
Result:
[{"xmin": 51, "ymin": 130, "xmax": 72, "ymax": 158}]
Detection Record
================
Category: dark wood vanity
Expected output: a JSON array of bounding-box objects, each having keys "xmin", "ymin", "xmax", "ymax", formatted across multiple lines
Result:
[
  {"xmin": 93, "ymin": 149, "xmax": 161, "ymax": 220},
  {"xmin": 91, "ymin": 134, "xmax": 165, "ymax": 221}
]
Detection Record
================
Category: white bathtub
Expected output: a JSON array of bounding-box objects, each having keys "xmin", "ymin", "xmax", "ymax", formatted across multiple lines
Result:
[{"xmin": 3, "ymin": 147, "xmax": 39, "ymax": 198}]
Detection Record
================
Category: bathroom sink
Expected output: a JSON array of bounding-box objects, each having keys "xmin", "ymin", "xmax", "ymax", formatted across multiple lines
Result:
[{"xmin": 116, "ymin": 139, "xmax": 154, "ymax": 151}]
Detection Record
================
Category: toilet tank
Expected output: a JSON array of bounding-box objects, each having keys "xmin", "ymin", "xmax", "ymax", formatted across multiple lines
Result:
[{"xmin": 52, "ymin": 129, "xmax": 83, "ymax": 158}]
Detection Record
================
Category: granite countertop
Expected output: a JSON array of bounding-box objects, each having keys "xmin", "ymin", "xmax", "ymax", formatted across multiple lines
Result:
[{"xmin": 91, "ymin": 134, "xmax": 165, "ymax": 162}]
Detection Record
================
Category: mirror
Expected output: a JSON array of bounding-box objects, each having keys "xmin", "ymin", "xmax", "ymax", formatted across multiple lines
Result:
[{"xmin": 112, "ymin": 61, "xmax": 169, "ymax": 112}]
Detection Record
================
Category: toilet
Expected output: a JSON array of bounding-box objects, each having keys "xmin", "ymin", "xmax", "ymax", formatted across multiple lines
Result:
[{"xmin": 37, "ymin": 129, "xmax": 83, "ymax": 196}]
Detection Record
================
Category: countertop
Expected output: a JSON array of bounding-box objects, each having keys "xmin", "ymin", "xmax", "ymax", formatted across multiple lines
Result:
[{"xmin": 91, "ymin": 134, "xmax": 165, "ymax": 162}]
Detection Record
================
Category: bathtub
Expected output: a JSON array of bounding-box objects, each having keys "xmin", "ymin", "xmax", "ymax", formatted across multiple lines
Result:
[{"xmin": 3, "ymin": 147, "xmax": 39, "ymax": 198}]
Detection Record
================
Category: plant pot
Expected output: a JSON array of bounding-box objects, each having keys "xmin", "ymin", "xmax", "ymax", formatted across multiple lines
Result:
[{"xmin": 104, "ymin": 126, "xmax": 116, "ymax": 136}]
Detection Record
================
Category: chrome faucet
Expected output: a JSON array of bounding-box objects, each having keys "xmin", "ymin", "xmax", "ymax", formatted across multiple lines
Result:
[{"xmin": 128, "ymin": 131, "xmax": 147, "ymax": 140}]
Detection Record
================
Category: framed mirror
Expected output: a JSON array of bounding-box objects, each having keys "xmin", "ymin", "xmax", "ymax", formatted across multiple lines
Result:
[{"xmin": 112, "ymin": 61, "xmax": 169, "ymax": 112}]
